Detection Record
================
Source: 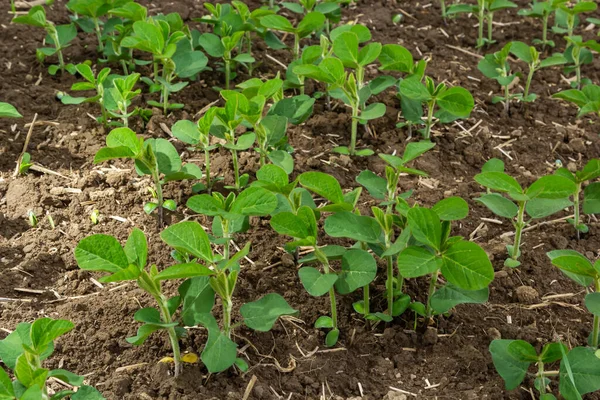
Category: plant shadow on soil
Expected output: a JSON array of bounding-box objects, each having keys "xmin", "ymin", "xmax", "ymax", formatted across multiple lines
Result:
[{"xmin": 1, "ymin": 0, "xmax": 600, "ymax": 399}]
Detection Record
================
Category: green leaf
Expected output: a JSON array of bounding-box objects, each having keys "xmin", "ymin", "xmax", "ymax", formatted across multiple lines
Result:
[
  {"xmin": 197, "ymin": 314, "xmax": 237, "ymax": 373},
  {"xmin": 48, "ymin": 369, "xmax": 84, "ymax": 386},
  {"xmin": 482, "ymin": 158, "xmax": 505, "ymax": 173},
  {"xmin": 156, "ymin": 263, "xmax": 213, "ymax": 280},
  {"xmin": 358, "ymin": 103, "xmax": 386, "ymax": 121},
  {"xmin": 94, "ymin": 147, "xmax": 138, "ymax": 163},
  {"xmin": 430, "ymin": 284, "xmax": 489, "ymax": 314},
  {"xmin": 260, "ymin": 14, "xmax": 295, "ymax": 32},
  {"xmin": 441, "ymin": 241, "xmax": 494, "ymax": 291},
  {"xmin": 547, "ymin": 250, "xmax": 595, "ymax": 287},
  {"xmin": 314, "ymin": 316, "xmax": 333, "ymax": 328},
  {"xmin": 15, "ymin": 354, "xmax": 47, "ymax": 388},
  {"xmin": 402, "ymin": 141, "xmax": 436, "ymax": 163},
  {"xmin": 100, "ymin": 127, "xmax": 143, "ymax": 159},
  {"xmin": 270, "ymin": 212, "xmax": 311, "ymax": 239},
  {"xmin": 126, "ymin": 323, "xmax": 166, "ymax": 345},
  {"xmin": 171, "ymin": 119, "xmax": 199, "ymax": 145},
  {"xmin": 124, "ymin": 228, "xmax": 147, "ymax": 270},
  {"xmin": 475, "ymin": 172, "xmax": 522, "ymax": 193},
  {"xmin": 325, "ymin": 329, "xmax": 339, "ymax": 347},
  {"xmin": 333, "ymin": 31, "xmax": 359, "ymax": 67},
  {"xmin": 476, "ymin": 194, "xmax": 518, "ymax": 218},
  {"xmin": 31, "ymin": 318, "xmax": 74, "ymax": 354},
  {"xmin": 334, "ymin": 249, "xmax": 377, "ymax": 294},
  {"xmin": 432, "ymin": 197, "xmax": 469, "ymax": 221},
  {"xmin": 0, "ymin": 102, "xmax": 22, "ymax": 118},
  {"xmin": 507, "ymin": 340, "xmax": 538, "ymax": 362},
  {"xmin": 540, "ymin": 343, "xmax": 567, "ymax": 364},
  {"xmin": 379, "ymin": 44, "xmax": 413, "ymax": 72},
  {"xmin": 179, "ymin": 277, "xmax": 215, "ymax": 327},
  {"xmin": 407, "ymin": 207, "xmax": 442, "ymax": 250},
  {"xmin": 584, "ymin": 182, "xmax": 600, "ymax": 214},
  {"xmin": 230, "ymin": 187, "xmax": 278, "ymax": 216},
  {"xmin": 299, "ymin": 172, "xmax": 344, "ymax": 204},
  {"xmin": 99, "ymin": 264, "xmax": 141, "ymax": 283},
  {"xmin": 0, "ymin": 324, "xmax": 31, "ymax": 370},
  {"xmin": 585, "ymin": 292, "xmax": 600, "ymax": 316},
  {"xmin": 256, "ymin": 164, "xmax": 289, "ymax": 191},
  {"xmin": 526, "ymin": 197, "xmax": 572, "ymax": 219},
  {"xmin": 324, "ymin": 212, "xmax": 382, "ymax": 243},
  {"xmin": 241, "ymin": 293, "xmax": 297, "ymax": 331},
  {"xmin": 136, "ymin": 138, "xmax": 181, "ymax": 176},
  {"xmin": 399, "ymin": 75, "xmax": 431, "ymax": 101},
  {"xmin": 527, "ymin": 175, "xmax": 577, "ymax": 199},
  {"xmin": 298, "ymin": 267, "xmax": 338, "ymax": 297},
  {"xmin": 0, "ymin": 367, "xmax": 14, "ymax": 398},
  {"xmin": 437, "ymin": 87, "xmax": 474, "ymax": 118},
  {"xmin": 160, "ymin": 221, "xmax": 213, "ymax": 263},
  {"xmin": 357, "ymin": 42, "xmax": 382, "ymax": 67},
  {"xmin": 296, "ymin": 12, "xmax": 326, "ymax": 38},
  {"xmin": 559, "ymin": 346, "xmax": 600, "ymax": 398},
  {"xmin": 397, "ymin": 246, "xmax": 440, "ymax": 278},
  {"xmin": 489, "ymin": 339, "xmax": 532, "ymax": 390},
  {"xmin": 70, "ymin": 386, "xmax": 105, "ymax": 400},
  {"xmin": 356, "ymin": 170, "xmax": 387, "ymax": 200},
  {"xmin": 75, "ymin": 234, "xmax": 129, "ymax": 273},
  {"xmin": 509, "ymin": 41, "xmax": 533, "ymax": 63},
  {"xmin": 187, "ymin": 194, "xmax": 223, "ymax": 216},
  {"xmin": 20, "ymin": 386, "xmax": 43, "ymax": 400}
]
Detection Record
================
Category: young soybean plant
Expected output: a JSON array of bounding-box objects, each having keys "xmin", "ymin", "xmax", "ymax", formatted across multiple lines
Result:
[
  {"xmin": 59, "ymin": 64, "xmax": 112, "ymax": 125},
  {"xmin": 475, "ymin": 158, "xmax": 576, "ymax": 267},
  {"xmin": 66, "ymin": 0, "xmax": 112, "ymax": 52},
  {"xmin": 260, "ymin": 12, "xmax": 326, "ymax": 60},
  {"xmin": 446, "ymin": 0, "xmax": 517, "ymax": 48},
  {"xmin": 269, "ymin": 171, "xmax": 371, "ymax": 346},
  {"xmin": 552, "ymin": 83, "xmax": 600, "ymax": 119},
  {"xmin": 562, "ymin": 36, "xmax": 600, "ymax": 89},
  {"xmin": 553, "ymin": 0, "xmax": 597, "ymax": 38},
  {"xmin": 554, "ymin": 159, "xmax": 600, "ymax": 234},
  {"xmin": 478, "ymin": 43, "xmax": 516, "ymax": 113},
  {"xmin": 518, "ymin": 0, "xmax": 558, "ymax": 48},
  {"xmin": 509, "ymin": 42, "xmax": 567, "ymax": 103},
  {"xmin": 396, "ymin": 201, "xmax": 494, "ymax": 321},
  {"xmin": 12, "ymin": 6, "xmax": 77, "ymax": 74},
  {"xmin": 398, "ymin": 75, "xmax": 474, "ymax": 140},
  {"xmin": 94, "ymin": 127, "xmax": 203, "ymax": 227},
  {"xmin": 0, "ymin": 318, "xmax": 104, "ymax": 399}
]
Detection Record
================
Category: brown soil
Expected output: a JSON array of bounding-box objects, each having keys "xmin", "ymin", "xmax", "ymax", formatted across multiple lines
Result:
[{"xmin": 1, "ymin": 0, "xmax": 600, "ymax": 399}]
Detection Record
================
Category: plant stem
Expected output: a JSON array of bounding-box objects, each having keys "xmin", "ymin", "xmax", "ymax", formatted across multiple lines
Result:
[
  {"xmin": 477, "ymin": 6, "xmax": 485, "ymax": 48},
  {"xmin": 231, "ymin": 149, "xmax": 240, "ymax": 190},
  {"xmin": 440, "ymin": 0, "xmax": 446, "ymax": 17},
  {"xmin": 350, "ymin": 103, "xmax": 359, "ymax": 155},
  {"xmin": 225, "ymin": 58, "xmax": 231, "ymax": 90},
  {"xmin": 592, "ymin": 279, "xmax": 600, "ymax": 348},
  {"xmin": 11, "ymin": 0, "xmax": 16, "ymax": 14},
  {"xmin": 504, "ymin": 83, "xmax": 510, "ymax": 114},
  {"xmin": 152, "ymin": 169, "xmax": 164, "ymax": 227},
  {"xmin": 537, "ymin": 361, "xmax": 546, "ymax": 395},
  {"xmin": 425, "ymin": 270, "xmax": 440, "ymax": 319},
  {"xmin": 120, "ymin": 60, "xmax": 129, "ymax": 75},
  {"xmin": 204, "ymin": 149, "xmax": 211, "ymax": 191},
  {"xmin": 574, "ymin": 182, "xmax": 582, "ymax": 235},
  {"xmin": 542, "ymin": 14, "xmax": 549, "ymax": 48},
  {"xmin": 524, "ymin": 66, "xmax": 535, "ymax": 100},
  {"xmin": 93, "ymin": 18, "xmax": 104, "ymax": 52},
  {"xmin": 512, "ymin": 201, "xmax": 526, "ymax": 261},
  {"xmin": 293, "ymin": 34, "xmax": 300, "ymax": 61},
  {"xmin": 363, "ymin": 283, "xmax": 370, "ymax": 319},
  {"xmin": 162, "ymin": 84, "xmax": 169, "ymax": 115},
  {"xmin": 423, "ymin": 100, "xmax": 435, "ymax": 140},
  {"xmin": 487, "ymin": 11, "xmax": 494, "ymax": 44},
  {"xmin": 322, "ymin": 257, "xmax": 338, "ymax": 330},
  {"xmin": 386, "ymin": 255, "xmax": 394, "ymax": 316},
  {"xmin": 576, "ymin": 64, "xmax": 581, "ymax": 90}
]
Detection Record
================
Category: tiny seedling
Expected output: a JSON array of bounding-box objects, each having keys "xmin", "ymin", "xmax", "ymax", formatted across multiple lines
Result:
[
  {"xmin": 396, "ymin": 201, "xmax": 493, "ymax": 321},
  {"xmin": 554, "ymin": 159, "xmax": 600, "ymax": 235},
  {"xmin": 518, "ymin": 0, "xmax": 558, "ymax": 48},
  {"xmin": 12, "ymin": 6, "xmax": 77, "ymax": 74},
  {"xmin": 94, "ymin": 127, "xmax": 203, "ymax": 226},
  {"xmin": 59, "ymin": 63, "xmax": 112, "ymax": 125},
  {"xmin": 475, "ymin": 158, "xmax": 577, "ymax": 267},
  {"xmin": 28, "ymin": 210, "xmax": 38, "ymax": 228},
  {"xmin": 447, "ymin": 0, "xmax": 517, "ymax": 48},
  {"xmin": 260, "ymin": 12, "xmax": 325, "ymax": 60},
  {"xmin": 0, "ymin": 102, "xmax": 22, "ymax": 118},
  {"xmin": 103, "ymin": 2, "xmax": 149, "ymax": 74},
  {"xmin": 90, "ymin": 209, "xmax": 100, "ymax": 225},
  {"xmin": 478, "ymin": 43, "xmax": 517, "ymax": 113},
  {"xmin": 0, "ymin": 318, "xmax": 104, "ymax": 399},
  {"xmin": 552, "ymin": 83, "xmax": 600, "ymax": 119},
  {"xmin": 66, "ymin": 0, "xmax": 112, "ymax": 52},
  {"xmin": 19, "ymin": 153, "xmax": 33, "ymax": 175},
  {"xmin": 508, "ymin": 41, "xmax": 567, "ymax": 102},
  {"xmin": 561, "ymin": 36, "xmax": 600, "ymax": 89},
  {"xmin": 398, "ymin": 75, "xmax": 474, "ymax": 139},
  {"xmin": 171, "ymin": 107, "xmax": 219, "ymax": 192}
]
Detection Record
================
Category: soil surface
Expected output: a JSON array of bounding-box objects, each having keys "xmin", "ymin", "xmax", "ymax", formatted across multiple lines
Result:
[{"xmin": 1, "ymin": 0, "xmax": 600, "ymax": 399}]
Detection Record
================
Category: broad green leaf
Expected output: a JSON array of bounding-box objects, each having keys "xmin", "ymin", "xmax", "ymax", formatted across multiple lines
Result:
[
  {"xmin": 20, "ymin": 385, "xmax": 43, "ymax": 400},
  {"xmin": 509, "ymin": 41, "xmax": 533, "ymax": 63},
  {"xmin": 540, "ymin": 343, "xmax": 567, "ymax": 364},
  {"xmin": 314, "ymin": 316, "xmax": 333, "ymax": 328},
  {"xmin": 407, "ymin": 207, "xmax": 442, "ymax": 250},
  {"xmin": 397, "ymin": 246, "xmax": 439, "ymax": 278},
  {"xmin": 0, "ymin": 102, "xmax": 22, "ymax": 118},
  {"xmin": 441, "ymin": 241, "xmax": 494, "ymax": 291},
  {"xmin": 526, "ymin": 197, "xmax": 572, "ymax": 219},
  {"xmin": 379, "ymin": 44, "xmax": 413, "ymax": 72},
  {"xmin": 296, "ymin": 12, "xmax": 326, "ymax": 38},
  {"xmin": 437, "ymin": 87, "xmax": 474, "ymax": 118},
  {"xmin": 507, "ymin": 340, "xmax": 538, "ymax": 362},
  {"xmin": 270, "ymin": 212, "xmax": 311, "ymax": 239},
  {"xmin": 324, "ymin": 212, "xmax": 382, "ymax": 243},
  {"xmin": 75, "ymin": 234, "xmax": 129, "ymax": 273},
  {"xmin": 0, "ymin": 367, "xmax": 14, "ymax": 398},
  {"xmin": 298, "ymin": 245, "xmax": 346, "ymax": 264},
  {"xmin": 260, "ymin": 14, "xmax": 295, "ymax": 32},
  {"xmin": 179, "ymin": 277, "xmax": 215, "ymax": 327},
  {"xmin": 547, "ymin": 250, "xmax": 595, "ymax": 286},
  {"xmin": 399, "ymin": 75, "xmax": 431, "ymax": 101},
  {"xmin": 359, "ymin": 103, "xmax": 386, "ymax": 121},
  {"xmin": 230, "ymin": 187, "xmax": 277, "ymax": 216},
  {"xmin": 0, "ymin": 324, "xmax": 32, "ymax": 370},
  {"xmin": 160, "ymin": 221, "xmax": 213, "ymax": 263},
  {"xmin": 333, "ymin": 31, "xmax": 359, "ymax": 67},
  {"xmin": 326, "ymin": 329, "xmax": 339, "ymax": 347},
  {"xmin": 155, "ymin": 263, "xmax": 213, "ymax": 280},
  {"xmin": 197, "ymin": 33, "xmax": 225, "ymax": 57},
  {"xmin": 197, "ymin": 314, "xmax": 237, "ymax": 373},
  {"xmin": 99, "ymin": 264, "xmax": 141, "ymax": 283},
  {"xmin": 356, "ymin": 170, "xmax": 386, "ymax": 200},
  {"xmin": 334, "ymin": 249, "xmax": 377, "ymax": 294},
  {"xmin": 527, "ymin": 175, "xmax": 576, "ymax": 199},
  {"xmin": 70, "ymin": 386, "xmax": 105, "ymax": 400},
  {"xmin": 256, "ymin": 164, "xmax": 289, "ymax": 191},
  {"xmin": 475, "ymin": 172, "xmax": 522, "ymax": 193},
  {"xmin": 187, "ymin": 194, "xmax": 223, "ymax": 216},
  {"xmin": 31, "ymin": 318, "xmax": 74, "ymax": 353},
  {"xmin": 559, "ymin": 346, "xmax": 600, "ymax": 398},
  {"xmin": 584, "ymin": 182, "xmax": 600, "ymax": 214},
  {"xmin": 126, "ymin": 324, "xmax": 166, "ymax": 345},
  {"xmin": 476, "ymin": 194, "xmax": 518, "ymax": 218},
  {"xmin": 15, "ymin": 354, "xmax": 48, "ymax": 388},
  {"xmin": 585, "ymin": 292, "xmax": 600, "ymax": 316},
  {"xmin": 94, "ymin": 147, "xmax": 138, "ymax": 163},
  {"xmin": 298, "ymin": 267, "xmax": 338, "ymax": 296},
  {"xmin": 48, "ymin": 369, "xmax": 84, "ymax": 386},
  {"xmin": 136, "ymin": 138, "xmax": 181, "ymax": 176},
  {"xmin": 489, "ymin": 339, "xmax": 532, "ymax": 390},
  {"xmin": 299, "ymin": 172, "xmax": 344, "ymax": 204},
  {"xmin": 241, "ymin": 293, "xmax": 297, "ymax": 331},
  {"xmin": 482, "ymin": 158, "xmax": 505, "ymax": 173},
  {"xmin": 578, "ymin": 159, "xmax": 600, "ymax": 182},
  {"xmin": 105, "ymin": 127, "xmax": 143, "ymax": 155},
  {"xmin": 402, "ymin": 141, "xmax": 436, "ymax": 163},
  {"xmin": 430, "ymin": 284, "xmax": 489, "ymax": 314},
  {"xmin": 171, "ymin": 120, "xmax": 199, "ymax": 145},
  {"xmin": 124, "ymin": 228, "xmax": 147, "ymax": 269},
  {"xmin": 357, "ymin": 42, "xmax": 382, "ymax": 67},
  {"xmin": 432, "ymin": 197, "xmax": 469, "ymax": 221}
]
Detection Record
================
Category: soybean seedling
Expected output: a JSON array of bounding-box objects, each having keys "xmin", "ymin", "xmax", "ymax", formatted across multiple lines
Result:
[
  {"xmin": 509, "ymin": 41, "xmax": 567, "ymax": 102},
  {"xmin": 105, "ymin": 72, "xmax": 142, "ymax": 127},
  {"xmin": 553, "ymin": 159, "xmax": 600, "ymax": 235},
  {"xmin": 552, "ymin": 0, "xmax": 597, "ymax": 38},
  {"xmin": 0, "ymin": 318, "xmax": 104, "ymax": 399},
  {"xmin": 562, "ymin": 36, "xmax": 600, "ymax": 89},
  {"xmin": 396, "ymin": 201, "xmax": 493, "ymax": 322},
  {"xmin": 104, "ymin": 2, "xmax": 148, "ymax": 74},
  {"xmin": 171, "ymin": 108, "xmax": 219, "ymax": 193},
  {"xmin": 398, "ymin": 75, "xmax": 474, "ymax": 140},
  {"xmin": 66, "ymin": 0, "xmax": 112, "ymax": 52},
  {"xmin": 518, "ymin": 0, "xmax": 558, "ymax": 48},
  {"xmin": 94, "ymin": 127, "xmax": 203, "ymax": 227},
  {"xmin": 478, "ymin": 43, "xmax": 516, "ymax": 113},
  {"xmin": 12, "ymin": 6, "xmax": 77, "ymax": 74},
  {"xmin": 475, "ymin": 158, "xmax": 577, "ymax": 267},
  {"xmin": 59, "ymin": 63, "xmax": 112, "ymax": 125},
  {"xmin": 0, "ymin": 102, "xmax": 22, "ymax": 118},
  {"xmin": 260, "ymin": 12, "xmax": 326, "ymax": 60},
  {"xmin": 447, "ymin": 0, "xmax": 517, "ymax": 48},
  {"xmin": 294, "ymin": 25, "xmax": 386, "ymax": 155},
  {"xmin": 552, "ymin": 83, "xmax": 600, "ymax": 119},
  {"xmin": 281, "ymin": 0, "xmax": 342, "ymax": 34}
]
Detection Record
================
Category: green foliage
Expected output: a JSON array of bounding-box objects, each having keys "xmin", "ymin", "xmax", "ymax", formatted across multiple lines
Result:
[
  {"xmin": 552, "ymin": 0, "xmax": 598, "ymax": 37},
  {"xmin": 260, "ymin": 11, "xmax": 325, "ymax": 59},
  {"xmin": 0, "ymin": 102, "xmax": 22, "ymax": 118},
  {"xmin": 553, "ymin": 83, "xmax": 600, "ymax": 118},
  {"xmin": 0, "ymin": 318, "xmax": 104, "ymax": 399},
  {"xmin": 95, "ymin": 127, "xmax": 202, "ymax": 226},
  {"xmin": 518, "ymin": 1, "xmax": 557, "ymax": 47},
  {"xmin": 478, "ymin": 43, "xmax": 517, "ymax": 112},
  {"xmin": 13, "ymin": 5, "xmax": 77, "ymax": 74},
  {"xmin": 66, "ymin": 0, "xmax": 113, "ymax": 52},
  {"xmin": 476, "ymin": 158, "xmax": 576, "ymax": 267},
  {"xmin": 561, "ymin": 36, "xmax": 600, "ymax": 89}
]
